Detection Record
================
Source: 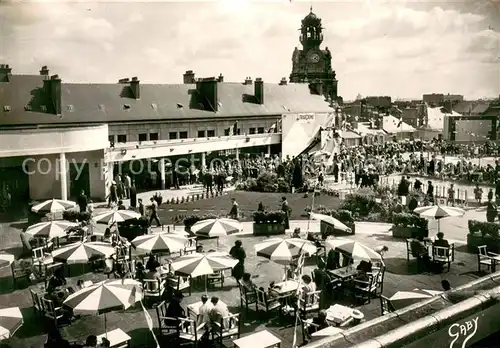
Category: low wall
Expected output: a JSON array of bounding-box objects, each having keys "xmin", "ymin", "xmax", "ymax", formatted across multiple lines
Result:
[{"xmin": 305, "ymin": 272, "xmax": 500, "ymax": 348}]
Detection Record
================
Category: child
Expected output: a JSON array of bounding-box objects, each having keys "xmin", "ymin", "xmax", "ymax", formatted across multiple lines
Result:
[
  {"xmin": 474, "ymin": 184, "xmax": 483, "ymax": 205},
  {"xmin": 87, "ymin": 199, "xmax": 94, "ymax": 216}
]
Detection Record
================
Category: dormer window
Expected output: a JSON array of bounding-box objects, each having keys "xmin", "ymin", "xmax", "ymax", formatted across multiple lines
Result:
[
  {"xmin": 123, "ymin": 104, "xmax": 131, "ymax": 110},
  {"xmin": 67, "ymin": 105, "xmax": 74, "ymax": 111},
  {"xmin": 3, "ymin": 106, "xmax": 11, "ymax": 112},
  {"xmin": 40, "ymin": 105, "xmax": 47, "ymax": 112},
  {"xmin": 177, "ymin": 103, "xmax": 183, "ymax": 108},
  {"xmin": 24, "ymin": 105, "xmax": 32, "ymax": 111},
  {"xmin": 151, "ymin": 103, "xmax": 157, "ymax": 109},
  {"xmin": 98, "ymin": 104, "xmax": 105, "ymax": 111}
]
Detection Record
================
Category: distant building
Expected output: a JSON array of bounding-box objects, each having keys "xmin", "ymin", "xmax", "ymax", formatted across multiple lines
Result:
[
  {"xmin": 423, "ymin": 93, "xmax": 444, "ymax": 106},
  {"xmin": 365, "ymin": 96, "xmax": 392, "ymax": 109},
  {"xmin": 443, "ymin": 94, "xmax": 464, "ymax": 103}
]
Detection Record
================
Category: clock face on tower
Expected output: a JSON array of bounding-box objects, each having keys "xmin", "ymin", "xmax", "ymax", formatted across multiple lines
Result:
[{"xmin": 308, "ymin": 51, "xmax": 320, "ymax": 63}]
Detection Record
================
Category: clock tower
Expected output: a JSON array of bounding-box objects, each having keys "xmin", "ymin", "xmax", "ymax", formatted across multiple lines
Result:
[{"xmin": 289, "ymin": 7, "xmax": 338, "ymax": 100}]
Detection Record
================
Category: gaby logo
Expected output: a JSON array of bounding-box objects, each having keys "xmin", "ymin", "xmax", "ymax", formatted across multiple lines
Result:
[
  {"xmin": 448, "ymin": 316, "xmax": 478, "ymax": 348},
  {"xmin": 296, "ymin": 113, "xmax": 315, "ymax": 122}
]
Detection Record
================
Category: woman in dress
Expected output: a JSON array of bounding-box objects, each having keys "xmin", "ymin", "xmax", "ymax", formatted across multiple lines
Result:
[{"xmin": 229, "ymin": 240, "xmax": 246, "ymax": 281}]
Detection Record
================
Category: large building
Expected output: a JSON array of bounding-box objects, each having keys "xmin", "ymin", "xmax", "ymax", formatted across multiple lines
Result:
[
  {"xmin": 289, "ymin": 8, "xmax": 338, "ymax": 101},
  {"xmin": 0, "ymin": 62, "xmax": 334, "ymax": 202}
]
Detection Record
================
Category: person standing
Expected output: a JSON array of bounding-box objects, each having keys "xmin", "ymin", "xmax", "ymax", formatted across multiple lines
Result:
[
  {"xmin": 229, "ymin": 240, "xmax": 246, "ymax": 281},
  {"xmin": 77, "ymin": 190, "xmax": 88, "ymax": 213},
  {"xmin": 486, "ymin": 199, "xmax": 497, "ymax": 223},
  {"xmin": 123, "ymin": 173, "xmax": 131, "ymax": 199},
  {"xmin": 281, "ymin": 196, "xmax": 290, "ymax": 230},
  {"xmin": 108, "ymin": 181, "xmax": 118, "ymax": 208},
  {"xmin": 229, "ymin": 198, "xmax": 239, "ymax": 220},
  {"xmin": 129, "ymin": 181, "xmax": 137, "ymax": 208},
  {"xmin": 138, "ymin": 198, "xmax": 145, "ymax": 217},
  {"xmin": 148, "ymin": 197, "xmax": 161, "ymax": 227}
]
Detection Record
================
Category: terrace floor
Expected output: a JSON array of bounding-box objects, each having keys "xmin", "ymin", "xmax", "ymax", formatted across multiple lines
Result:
[{"xmin": 0, "ymin": 189, "xmax": 488, "ymax": 347}]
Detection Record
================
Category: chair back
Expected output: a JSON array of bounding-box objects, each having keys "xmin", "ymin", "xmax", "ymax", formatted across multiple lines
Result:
[
  {"xmin": 30, "ymin": 289, "xmax": 41, "ymax": 309},
  {"xmin": 41, "ymin": 298, "xmax": 56, "ymax": 317},
  {"xmin": 256, "ymin": 288, "xmax": 268, "ymax": 305},
  {"xmin": 433, "ymin": 245, "xmax": 452, "ymax": 261},
  {"xmin": 301, "ymin": 290, "xmax": 321, "ymax": 308},
  {"xmin": 380, "ymin": 295, "xmax": 394, "ymax": 315},
  {"xmin": 177, "ymin": 317, "xmax": 199, "ymax": 339},
  {"xmin": 143, "ymin": 279, "xmax": 161, "ymax": 294},
  {"xmin": 220, "ymin": 313, "xmax": 240, "ymax": 335},
  {"xmin": 155, "ymin": 301, "xmax": 179, "ymax": 332},
  {"xmin": 32, "ymin": 246, "xmax": 45, "ymax": 262},
  {"xmin": 478, "ymin": 245, "xmax": 488, "ymax": 257}
]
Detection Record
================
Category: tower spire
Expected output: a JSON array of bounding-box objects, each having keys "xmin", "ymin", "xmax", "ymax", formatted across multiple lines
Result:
[{"xmin": 310, "ymin": 5, "xmax": 313, "ymax": 12}]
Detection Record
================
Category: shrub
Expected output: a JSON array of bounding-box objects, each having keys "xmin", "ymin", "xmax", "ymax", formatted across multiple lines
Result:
[
  {"xmin": 63, "ymin": 210, "xmax": 91, "ymax": 222},
  {"xmin": 253, "ymin": 211, "xmax": 286, "ymax": 224},
  {"xmin": 468, "ymin": 220, "xmax": 500, "ymax": 238},
  {"xmin": 236, "ymin": 172, "xmax": 291, "ymax": 193},
  {"xmin": 183, "ymin": 214, "xmax": 218, "ymax": 229},
  {"xmin": 341, "ymin": 189, "xmax": 380, "ymax": 217},
  {"xmin": 392, "ymin": 212, "xmax": 428, "ymax": 229}
]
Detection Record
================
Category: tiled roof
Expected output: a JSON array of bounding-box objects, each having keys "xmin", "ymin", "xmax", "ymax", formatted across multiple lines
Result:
[
  {"xmin": 453, "ymin": 101, "xmax": 491, "ymax": 115},
  {"xmin": 0, "ymin": 75, "xmax": 333, "ymax": 127}
]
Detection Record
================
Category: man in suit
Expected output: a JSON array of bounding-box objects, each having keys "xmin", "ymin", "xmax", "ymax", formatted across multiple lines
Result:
[{"xmin": 281, "ymin": 196, "xmax": 290, "ymax": 230}]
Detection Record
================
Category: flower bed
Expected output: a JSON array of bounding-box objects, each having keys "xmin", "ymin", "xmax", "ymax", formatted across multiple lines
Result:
[
  {"xmin": 304, "ymin": 205, "xmax": 356, "ymax": 235},
  {"xmin": 253, "ymin": 211, "xmax": 286, "ymax": 236},
  {"xmin": 467, "ymin": 220, "xmax": 500, "ymax": 253},
  {"xmin": 118, "ymin": 217, "xmax": 149, "ymax": 241},
  {"xmin": 181, "ymin": 214, "xmax": 218, "ymax": 230},
  {"xmin": 391, "ymin": 212, "xmax": 429, "ymax": 239},
  {"xmin": 235, "ymin": 172, "xmax": 290, "ymax": 193}
]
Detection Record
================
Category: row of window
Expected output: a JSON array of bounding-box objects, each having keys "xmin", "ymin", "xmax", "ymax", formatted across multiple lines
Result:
[{"xmin": 108, "ymin": 127, "xmax": 270, "ymax": 144}]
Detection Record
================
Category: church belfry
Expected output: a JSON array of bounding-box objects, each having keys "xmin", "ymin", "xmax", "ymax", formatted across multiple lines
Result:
[{"xmin": 290, "ymin": 7, "xmax": 338, "ymax": 100}]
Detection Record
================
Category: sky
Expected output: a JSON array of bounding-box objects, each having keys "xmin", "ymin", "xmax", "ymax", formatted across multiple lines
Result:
[{"xmin": 0, "ymin": 0, "xmax": 499, "ymax": 100}]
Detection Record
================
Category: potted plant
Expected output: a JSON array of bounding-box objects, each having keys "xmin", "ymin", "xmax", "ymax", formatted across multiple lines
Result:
[
  {"xmin": 467, "ymin": 220, "xmax": 500, "ymax": 253},
  {"xmin": 63, "ymin": 210, "xmax": 91, "ymax": 222},
  {"xmin": 117, "ymin": 217, "xmax": 149, "ymax": 241},
  {"xmin": 252, "ymin": 210, "xmax": 286, "ymax": 236},
  {"xmin": 391, "ymin": 212, "xmax": 429, "ymax": 239}
]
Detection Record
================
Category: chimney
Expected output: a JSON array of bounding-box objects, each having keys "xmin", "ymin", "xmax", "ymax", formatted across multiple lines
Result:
[
  {"xmin": 130, "ymin": 77, "xmax": 140, "ymax": 99},
  {"xmin": 279, "ymin": 77, "xmax": 287, "ymax": 85},
  {"xmin": 217, "ymin": 73, "xmax": 224, "ymax": 83},
  {"xmin": 40, "ymin": 66, "xmax": 49, "ymax": 77},
  {"xmin": 0, "ymin": 64, "xmax": 12, "ymax": 82},
  {"xmin": 196, "ymin": 77, "xmax": 218, "ymax": 112},
  {"xmin": 118, "ymin": 78, "xmax": 130, "ymax": 84},
  {"xmin": 244, "ymin": 77, "xmax": 252, "ymax": 85},
  {"xmin": 183, "ymin": 70, "xmax": 195, "ymax": 84},
  {"xmin": 254, "ymin": 78, "xmax": 264, "ymax": 104},
  {"xmin": 43, "ymin": 74, "xmax": 62, "ymax": 115}
]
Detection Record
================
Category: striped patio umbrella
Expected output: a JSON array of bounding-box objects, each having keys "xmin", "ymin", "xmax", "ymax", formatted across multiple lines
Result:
[
  {"xmin": 413, "ymin": 205, "xmax": 465, "ymax": 233},
  {"xmin": 31, "ymin": 199, "xmax": 77, "ymax": 213},
  {"xmin": 24, "ymin": 220, "xmax": 79, "ymax": 240},
  {"xmin": 191, "ymin": 218, "xmax": 242, "ymax": 238},
  {"xmin": 170, "ymin": 252, "xmax": 238, "ymax": 278},
  {"xmin": 52, "ymin": 241, "xmax": 115, "ymax": 264},
  {"xmin": 0, "ymin": 253, "xmax": 15, "ymax": 269},
  {"xmin": 310, "ymin": 213, "xmax": 351, "ymax": 232},
  {"xmin": 132, "ymin": 233, "xmax": 187, "ymax": 254},
  {"xmin": 325, "ymin": 239, "xmax": 382, "ymax": 263},
  {"xmin": 254, "ymin": 238, "xmax": 317, "ymax": 265},
  {"xmin": 63, "ymin": 279, "xmax": 142, "ymax": 335},
  {"xmin": 388, "ymin": 289, "xmax": 440, "ymax": 310},
  {"xmin": 63, "ymin": 279, "xmax": 143, "ymax": 315},
  {"xmin": 413, "ymin": 205, "xmax": 465, "ymax": 219},
  {"xmin": 93, "ymin": 209, "xmax": 141, "ymax": 225},
  {"xmin": 0, "ymin": 307, "xmax": 23, "ymax": 340}
]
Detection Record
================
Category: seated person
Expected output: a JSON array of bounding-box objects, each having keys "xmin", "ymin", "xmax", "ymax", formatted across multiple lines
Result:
[
  {"xmin": 47, "ymin": 268, "xmax": 66, "ymax": 290},
  {"xmin": 326, "ymin": 249, "xmax": 340, "ymax": 270},
  {"xmin": 209, "ymin": 296, "xmax": 229, "ymax": 324},
  {"xmin": 353, "ymin": 261, "xmax": 372, "ymax": 288},
  {"xmin": 308, "ymin": 310, "xmax": 329, "ymax": 335},
  {"xmin": 292, "ymin": 228, "xmax": 301, "ymax": 238},
  {"xmin": 146, "ymin": 255, "xmax": 160, "ymax": 271},
  {"xmin": 300, "ymin": 275, "xmax": 316, "ymax": 299},
  {"xmin": 44, "ymin": 287, "xmax": 67, "ymax": 308},
  {"xmin": 117, "ymin": 200, "xmax": 127, "ymax": 210},
  {"xmin": 76, "ymin": 280, "xmax": 85, "ymax": 290},
  {"xmin": 240, "ymin": 273, "xmax": 256, "ymax": 293},
  {"xmin": 197, "ymin": 294, "xmax": 214, "ymax": 327},
  {"xmin": 84, "ymin": 335, "xmax": 97, "ymax": 347},
  {"xmin": 134, "ymin": 262, "xmax": 146, "ymax": 282},
  {"xmin": 410, "ymin": 237, "xmax": 431, "ymax": 269},
  {"xmin": 312, "ymin": 261, "xmax": 331, "ymax": 291},
  {"xmin": 434, "ymin": 232, "xmax": 450, "ymax": 248},
  {"xmin": 103, "ymin": 228, "xmax": 112, "ymax": 243},
  {"xmin": 114, "ymin": 262, "xmax": 128, "ymax": 279},
  {"xmin": 101, "ymin": 338, "xmax": 110, "ymax": 348},
  {"xmin": 165, "ymin": 291, "xmax": 186, "ymax": 325},
  {"xmin": 257, "ymin": 285, "xmax": 278, "ymax": 302},
  {"xmin": 284, "ymin": 263, "xmax": 298, "ymax": 281}
]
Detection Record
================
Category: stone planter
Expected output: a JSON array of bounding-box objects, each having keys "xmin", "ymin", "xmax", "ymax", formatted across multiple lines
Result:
[
  {"xmin": 253, "ymin": 222, "xmax": 286, "ymax": 236},
  {"xmin": 392, "ymin": 226, "xmax": 429, "ymax": 239},
  {"xmin": 467, "ymin": 233, "xmax": 500, "ymax": 253}
]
